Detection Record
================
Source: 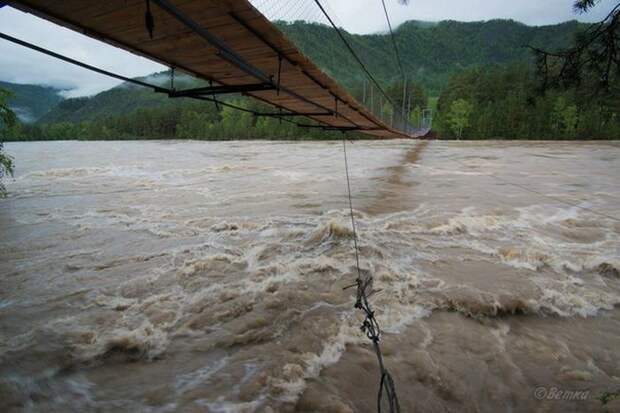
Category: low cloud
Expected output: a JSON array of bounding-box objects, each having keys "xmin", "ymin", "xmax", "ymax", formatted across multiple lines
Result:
[
  {"xmin": 254, "ymin": 0, "xmax": 618, "ymax": 34},
  {"xmin": 0, "ymin": 7, "xmax": 164, "ymax": 97}
]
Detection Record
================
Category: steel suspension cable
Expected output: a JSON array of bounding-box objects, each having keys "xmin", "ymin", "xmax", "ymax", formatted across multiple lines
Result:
[
  {"xmin": 0, "ymin": 31, "xmax": 335, "ymax": 130},
  {"xmin": 447, "ymin": 154, "xmax": 620, "ymax": 223},
  {"xmin": 380, "ymin": 0, "xmax": 409, "ymax": 127},
  {"xmin": 487, "ymin": 172, "xmax": 620, "ymax": 223},
  {"xmin": 342, "ymin": 138, "xmax": 401, "ymax": 413},
  {"xmin": 313, "ymin": 0, "xmax": 407, "ymax": 125},
  {"xmin": 0, "ymin": 32, "xmax": 168, "ymax": 93},
  {"xmin": 380, "ymin": 0, "xmax": 405, "ymax": 80}
]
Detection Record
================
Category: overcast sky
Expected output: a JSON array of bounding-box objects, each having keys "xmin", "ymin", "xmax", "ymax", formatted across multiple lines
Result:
[{"xmin": 0, "ymin": 0, "xmax": 616, "ymax": 97}]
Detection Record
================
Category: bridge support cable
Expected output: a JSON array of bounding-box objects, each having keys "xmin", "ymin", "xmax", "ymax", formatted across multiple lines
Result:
[
  {"xmin": 0, "ymin": 32, "xmax": 168, "ymax": 94},
  {"xmin": 447, "ymin": 156, "xmax": 620, "ymax": 224},
  {"xmin": 168, "ymin": 83, "xmax": 276, "ymax": 98},
  {"xmin": 240, "ymin": 0, "xmax": 410, "ymax": 135},
  {"xmin": 150, "ymin": 0, "xmax": 361, "ymax": 129},
  {"xmin": 380, "ymin": 0, "xmax": 405, "ymax": 79},
  {"xmin": 0, "ymin": 31, "xmax": 389, "ymax": 135},
  {"xmin": 313, "ymin": 0, "xmax": 412, "ymax": 133},
  {"xmin": 227, "ymin": 11, "xmax": 385, "ymax": 131},
  {"xmin": 341, "ymin": 138, "xmax": 401, "ymax": 413},
  {"xmin": 7, "ymin": 0, "xmax": 416, "ymax": 138},
  {"xmin": 254, "ymin": 112, "xmax": 333, "ymax": 117},
  {"xmin": 401, "ymin": 76, "xmax": 407, "ymax": 130},
  {"xmin": 380, "ymin": 0, "xmax": 411, "ymax": 133}
]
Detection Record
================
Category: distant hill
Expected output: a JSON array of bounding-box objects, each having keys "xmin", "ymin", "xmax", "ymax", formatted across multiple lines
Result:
[
  {"xmin": 38, "ymin": 84, "xmax": 168, "ymax": 124},
  {"xmin": 0, "ymin": 81, "xmax": 64, "ymax": 123},
  {"xmin": 36, "ymin": 19, "xmax": 585, "ymax": 124},
  {"xmin": 37, "ymin": 72, "xmax": 201, "ymax": 124}
]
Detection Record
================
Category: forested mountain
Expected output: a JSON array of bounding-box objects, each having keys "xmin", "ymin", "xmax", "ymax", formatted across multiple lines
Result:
[
  {"xmin": 277, "ymin": 19, "xmax": 583, "ymax": 94},
  {"xmin": 0, "ymin": 81, "xmax": 63, "ymax": 123},
  {"xmin": 38, "ymin": 88, "xmax": 165, "ymax": 124},
  {"xmin": 34, "ymin": 19, "xmax": 584, "ymax": 125}
]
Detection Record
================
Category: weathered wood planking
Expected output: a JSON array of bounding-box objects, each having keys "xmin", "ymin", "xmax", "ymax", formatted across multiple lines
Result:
[{"xmin": 7, "ymin": 0, "xmax": 410, "ymax": 138}]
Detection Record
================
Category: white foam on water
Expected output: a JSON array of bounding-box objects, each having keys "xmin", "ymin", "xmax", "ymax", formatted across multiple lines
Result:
[
  {"xmin": 175, "ymin": 357, "xmax": 230, "ymax": 394},
  {"xmin": 202, "ymin": 398, "xmax": 265, "ymax": 413},
  {"xmin": 380, "ymin": 304, "xmax": 432, "ymax": 334},
  {"xmin": 534, "ymin": 282, "xmax": 620, "ymax": 318},
  {"xmin": 19, "ymin": 167, "xmax": 109, "ymax": 180},
  {"xmin": 70, "ymin": 320, "xmax": 171, "ymax": 363},
  {"xmin": 416, "ymin": 164, "xmax": 487, "ymax": 176},
  {"xmin": 429, "ymin": 214, "xmax": 504, "ymax": 235},
  {"xmin": 363, "ymin": 201, "xmax": 620, "ymax": 319},
  {"xmin": 94, "ymin": 294, "xmax": 136, "ymax": 311},
  {"xmin": 272, "ymin": 170, "xmax": 308, "ymax": 181},
  {"xmin": 270, "ymin": 318, "xmax": 362, "ymax": 405}
]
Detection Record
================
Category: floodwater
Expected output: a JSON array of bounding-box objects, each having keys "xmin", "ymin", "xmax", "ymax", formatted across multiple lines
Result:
[{"xmin": 0, "ymin": 140, "xmax": 619, "ymax": 413}]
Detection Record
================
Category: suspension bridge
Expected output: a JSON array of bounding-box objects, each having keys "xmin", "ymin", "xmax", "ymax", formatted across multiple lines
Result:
[
  {"xmin": 2, "ymin": 0, "xmax": 431, "ymax": 139},
  {"xmin": 0, "ymin": 1, "xmax": 431, "ymax": 411}
]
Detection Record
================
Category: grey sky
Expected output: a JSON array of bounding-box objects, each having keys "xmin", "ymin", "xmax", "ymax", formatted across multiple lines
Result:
[
  {"xmin": 0, "ymin": 7, "xmax": 164, "ymax": 97},
  {"xmin": 0, "ymin": 1, "xmax": 616, "ymax": 97},
  {"xmin": 323, "ymin": 0, "xmax": 617, "ymax": 33}
]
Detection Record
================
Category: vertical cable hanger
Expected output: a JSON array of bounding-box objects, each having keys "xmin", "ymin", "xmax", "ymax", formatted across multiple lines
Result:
[
  {"xmin": 380, "ymin": 0, "xmax": 411, "ymax": 131},
  {"xmin": 313, "ymin": 0, "xmax": 406, "ymax": 126},
  {"xmin": 208, "ymin": 80, "xmax": 220, "ymax": 111},
  {"xmin": 276, "ymin": 54, "xmax": 283, "ymax": 96},
  {"xmin": 401, "ymin": 75, "xmax": 407, "ymax": 129},
  {"xmin": 407, "ymin": 93, "xmax": 412, "ymax": 131},
  {"xmin": 370, "ymin": 83, "xmax": 374, "ymax": 116},
  {"xmin": 145, "ymin": 0, "xmax": 155, "ymax": 39}
]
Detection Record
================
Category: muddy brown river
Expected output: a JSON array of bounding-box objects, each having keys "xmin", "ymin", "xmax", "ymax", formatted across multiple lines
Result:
[{"xmin": 1, "ymin": 140, "xmax": 619, "ymax": 412}]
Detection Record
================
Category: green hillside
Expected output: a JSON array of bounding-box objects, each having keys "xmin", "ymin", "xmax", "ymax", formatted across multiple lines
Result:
[
  {"xmin": 39, "ymin": 85, "xmax": 169, "ymax": 124},
  {"xmin": 0, "ymin": 81, "xmax": 63, "ymax": 123},
  {"xmin": 277, "ymin": 19, "xmax": 584, "ymax": 94},
  {"xmin": 36, "ymin": 19, "xmax": 584, "ymax": 125},
  {"xmin": 37, "ymin": 72, "xmax": 201, "ymax": 124}
]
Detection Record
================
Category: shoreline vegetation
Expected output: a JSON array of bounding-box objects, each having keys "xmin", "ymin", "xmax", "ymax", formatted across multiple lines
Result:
[{"xmin": 2, "ymin": 63, "xmax": 617, "ymax": 142}]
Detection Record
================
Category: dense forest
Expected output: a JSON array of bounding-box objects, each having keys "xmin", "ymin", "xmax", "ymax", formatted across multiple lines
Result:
[
  {"xmin": 278, "ymin": 19, "xmax": 582, "ymax": 95},
  {"xmin": 434, "ymin": 64, "xmax": 620, "ymax": 139},
  {"xmin": 2, "ymin": 96, "xmax": 352, "ymax": 141},
  {"xmin": 1, "ymin": 18, "xmax": 618, "ymax": 141}
]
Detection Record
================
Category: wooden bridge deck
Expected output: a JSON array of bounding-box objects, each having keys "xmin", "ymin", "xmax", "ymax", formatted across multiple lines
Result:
[{"xmin": 7, "ymin": 0, "xmax": 414, "ymax": 138}]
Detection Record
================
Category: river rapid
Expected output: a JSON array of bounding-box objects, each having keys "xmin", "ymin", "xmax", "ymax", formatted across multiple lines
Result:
[{"xmin": 1, "ymin": 140, "xmax": 619, "ymax": 412}]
